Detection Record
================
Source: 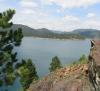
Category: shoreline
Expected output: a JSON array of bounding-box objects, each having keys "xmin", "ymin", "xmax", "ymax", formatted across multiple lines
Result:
[{"xmin": 24, "ymin": 36, "xmax": 86, "ymax": 41}]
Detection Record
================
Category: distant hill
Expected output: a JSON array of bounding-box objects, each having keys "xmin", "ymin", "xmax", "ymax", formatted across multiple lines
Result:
[
  {"xmin": 72, "ymin": 29, "xmax": 100, "ymax": 38},
  {"xmin": 0, "ymin": 24, "xmax": 54, "ymax": 36},
  {"xmin": 1, "ymin": 24, "xmax": 100, "ymax": 39},
  {"xmin": 0, "ymin": 24, "xmax": 84, "ymax": 39}
]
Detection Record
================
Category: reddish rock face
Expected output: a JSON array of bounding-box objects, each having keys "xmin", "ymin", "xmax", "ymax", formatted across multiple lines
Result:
[
  {"xmin": 27, "ymin": 64, "xmax": 91, "ymax": 91},
  {"xmin": 90, "ymin": 40, "xmax": 100, "ymax": 66},
  {"xmin": 52, "ymin": 79, "xmax": 83, "ymax": 91},
  {"xmin": 66, "ymin": 81, "xmax": 82, "ymax": 91},
  {"xmin": 88, "ymin": 40, "xmax": 100, "ymax": 91},
  {"xmin": 91, "ymin": 40, "xmax": 100, "ymax": 46}
]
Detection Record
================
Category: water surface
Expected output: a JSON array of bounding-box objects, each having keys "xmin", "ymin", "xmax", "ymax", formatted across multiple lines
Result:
[
  {"xmin": 15, "ymin": 37, "xmax": 91, "ymax": 77},
  {"xmin": 0, "ymin": 37, "xmax": 91, "ymax": 91}
]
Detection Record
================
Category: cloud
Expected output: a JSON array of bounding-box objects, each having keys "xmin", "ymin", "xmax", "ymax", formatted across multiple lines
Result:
[
  {"xmin": 14, "ymin": 10, "xmax": 100, "ymax": 32},
  {"xmin": 19, "ymin": 0, "xmax": 40, "ymax": 15},
  {"xmin": 41, "ymin": 0, "xmax": 100, "ymax": 8},
  {"xmin": 87, "ymin": 13, "xmax": 96, "ymax": 18},
  {"xmin": 21, "ymin": 9, "xmax": 35, "ymax": 14},
  {"xmin": 84, "ymin": 19, "xmax": 100, "ymax": 29},
  {"xmin": 63, "ymin": 15, "xmax": 79, "ymax": 21},
  {"xmin": 30, "ymin": 15, "xmax": 100, "ymax": 31},
  {"xmin": 20, "ymin": 0, "xmax": 38, "ymax": 8},
  {"xmin": 1, "ymin": 0, "xmax": 99, "ymax": 32}
]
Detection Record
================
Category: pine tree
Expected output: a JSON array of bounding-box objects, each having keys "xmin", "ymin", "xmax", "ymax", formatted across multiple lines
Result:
[
  {"xmin": 0, "ymin": 9, "xmax": 38, "ymax": 91},
  {"xmin": 49, "ymin": 56, "xmax": 62, "ymax": 72},
  {"xmin": 0, "ymin": 9, "xmax": 23, "ymax": 86},
  {"xmin": 16, "ymin": 59, "xmax": 38, "ymax": 90}
]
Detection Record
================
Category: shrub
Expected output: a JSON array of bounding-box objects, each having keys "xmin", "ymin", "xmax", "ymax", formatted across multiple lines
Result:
[{"xmin": 49, "ymin": 56, "xmax": 62, "ymax": 72}]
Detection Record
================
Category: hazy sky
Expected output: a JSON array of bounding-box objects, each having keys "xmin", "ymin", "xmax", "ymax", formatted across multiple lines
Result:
[{"xmin": 0, "ymin": 0, "xmax": 100, "ymax": 31}]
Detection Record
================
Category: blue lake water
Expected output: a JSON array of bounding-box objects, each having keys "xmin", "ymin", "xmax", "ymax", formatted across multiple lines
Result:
[{"xmin": 0, "ymin": 37, "xmax": 91, "ymax": 91}]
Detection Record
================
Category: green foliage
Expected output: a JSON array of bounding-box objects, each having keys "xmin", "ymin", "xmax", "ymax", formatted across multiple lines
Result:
[
  {"xmin": 49, "ymin": 56, "xmax": 62, "ymax": 72},
  {"xmin": 16, "ymin": 59, "xmax": 38, "ymax": 90},
  {"xmin": 5, "ymin": 73, "xmax": 16, "ymax": 85},
  {"xmin": 14, "ymin": 28, "xmax": 23, "ymax": 46},
  {"xmin": 70, "ymin": 55, "xmax": 88, "ymax": 66},
  {"xmin": 0, "ymin": 9, "xmax": 23, "ymax": 86},
  {"xmin": 0, "ymin": 80, "xmax": 3, "ymax": 86},
  {"xmin": 5, "ymin": 62, "xmax": 14, "ymax": 73},
  {"xmin": 0, "ymin": 9, "xmax": 37, "ymax": 91},
  {"xmin": 0, "ymin": 9, "xmax": 15, "ymax": 28},
  {"xmin": 0, "ymin": 52, "xmax": 10, "ymax": 65},
  {"xmin": 79, "ymin": 55, "xmax": 87, "ymax": 63}
]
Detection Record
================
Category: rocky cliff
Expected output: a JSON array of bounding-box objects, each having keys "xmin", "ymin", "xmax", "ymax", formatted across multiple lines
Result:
[
  {"xmin": 28, "ymin": 63, "xmax": 90, "ymax": 91},
  {"xmin": 27, "ymin": 40, "xmax": 100, "ymax": 91},
  {"xmin": 88, "ymin": 40, "xmax": 100, "ymax": 91}
]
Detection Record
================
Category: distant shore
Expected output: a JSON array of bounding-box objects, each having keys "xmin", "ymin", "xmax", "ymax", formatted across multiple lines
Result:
[{"xmin": 31, "ymin": 36, "xmax": 86, "ymax": 40}]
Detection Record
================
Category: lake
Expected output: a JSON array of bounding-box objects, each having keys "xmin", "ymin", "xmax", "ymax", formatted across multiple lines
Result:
[{"xmin": 0, "ymin": 37, "xmax": 91, "ymax": 91}]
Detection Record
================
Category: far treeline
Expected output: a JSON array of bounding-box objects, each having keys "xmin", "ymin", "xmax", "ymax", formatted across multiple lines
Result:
[{"xmin": 1, "ymin": 24, "xmax": 100, "ymax": 39}]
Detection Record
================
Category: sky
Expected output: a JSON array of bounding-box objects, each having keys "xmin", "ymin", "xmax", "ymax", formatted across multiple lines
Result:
[{"xmin": 0, "ymin": 0, "xmax": 100, "ymax": 31}]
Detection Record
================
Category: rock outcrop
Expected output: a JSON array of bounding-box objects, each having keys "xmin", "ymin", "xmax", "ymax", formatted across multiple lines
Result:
[
  {"xmin": 27, "ymin": 40, "xmax": 100, "ymax": 91},
  {"xmin": 27, "ymin": 63, "xmax": 91, "ymax": 91},
  {"xmin": 88, "ymin": 40, "xmax": 100, "ymax": 91}
]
